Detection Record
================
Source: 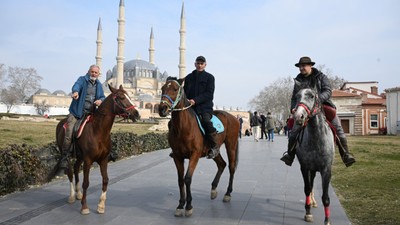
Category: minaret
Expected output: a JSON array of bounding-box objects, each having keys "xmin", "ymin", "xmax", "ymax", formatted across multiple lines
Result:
[
  {"xmin": 149, "ymin": 27, "xmax": 155, "ymax": 65},
  {"xmin": 116, "ymin": 0, "xmax": 125, "ymax": 88},
  {"xmin": 178, "ymin": 1, "xmax": 186, "ymax": 78},
  {"xmin": 95, "ymin": 18, "xmax": 103, "ymax": 75}
]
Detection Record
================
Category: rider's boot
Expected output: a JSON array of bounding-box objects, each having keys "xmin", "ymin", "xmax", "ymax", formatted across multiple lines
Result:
[
  {"xmin": 207, "ymin": 132, "xmax": 220, "ymax": 159},
  {"xmin": 109, "ymin": 148, "xmax": 118, "ymax": 162},
  {"xmin": 336, "ymin": 136, "xmax": 356, "ymax": 167},
  {"xmin": 280, "ymin": 134, "xmax": 297, "ymax": 166},
  {"xmin": 55, "ymin": 138, "xmax": 71, "ymax": 177}
]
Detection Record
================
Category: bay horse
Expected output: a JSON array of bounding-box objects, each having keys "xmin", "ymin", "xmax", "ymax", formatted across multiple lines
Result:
[
  {"xmin": 55, "ymin": 84, "xmax": 140, "ymax": 215},
  {"xmin": 158, "ymin": 77, "xmax": 240, "ymax": 217},
  {"xmin": 292, "ymin": 80, "xmax": 335, "ymax": 225}
]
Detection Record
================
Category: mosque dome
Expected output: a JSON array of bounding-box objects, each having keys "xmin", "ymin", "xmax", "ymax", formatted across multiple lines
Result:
[
  {"xmin": 52, "ymin": 90, "xmax": 67, "ymax": 96},
  {"xmin": 35, "ymin": 89, "xmax": 51, "ymax": 95}
]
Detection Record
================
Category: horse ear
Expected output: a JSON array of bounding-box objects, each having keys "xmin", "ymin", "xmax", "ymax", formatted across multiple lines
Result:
[
  {"xmin": 108, "ymin": 83, "xmax": 117, "ymax": 93},
  {"xmin": 119, "ymin": 84, "xmax": 124, "ymax": 90}
]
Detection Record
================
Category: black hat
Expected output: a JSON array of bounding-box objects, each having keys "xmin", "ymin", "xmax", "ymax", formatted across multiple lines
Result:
[
  {"xmin": 196, "ymin": 56, "xmax": 206, "ymax": 62},
  {"xmin": 295, "ymin": 56, "xmax": 315, "ymax": 67}
]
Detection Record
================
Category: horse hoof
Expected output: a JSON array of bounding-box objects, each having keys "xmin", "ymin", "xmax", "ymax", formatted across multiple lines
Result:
[
  {"xmin": 223, "ymin": 195, "xmax": 231, "ymax": 202},
  {"xmin": 174, "ymin": 209, "xmax": 184, "ymax": 217},
  {"xmin": 311, "ymin": 202, "xmax": 318, "ymax": 208},
  {"xmin": 81, "ymin": 208, "xmax": 90, "ymax": 215},
  {"xmin": 325, "ymin": 220, "xmax": 331, "ymax": 225},
  {"xmin": 76, "ymin": 192, "xmax": 83, "ymax": 200},
  {"xmin": 210, "ymin": 189, "xmax": 218, "ymax": 199},
  {"xmin": 304, "ymin": 214, "xmax": 313, "ymax": 222},
  {"xmin": 97, "ymin": 206, "xmax": 105, "ymax": 214},
  {"xmin": 185, "ymin": 208, "xmax": 193, "ymax": 217},
  {"xmin": 68, "ymin": 196, "xmax": 76, "ymax": 204}
]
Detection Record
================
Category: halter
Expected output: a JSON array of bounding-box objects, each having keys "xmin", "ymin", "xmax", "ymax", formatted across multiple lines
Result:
[{"xmin": 161, "ymin": 80, "xmax": 193, "ymax": 112}]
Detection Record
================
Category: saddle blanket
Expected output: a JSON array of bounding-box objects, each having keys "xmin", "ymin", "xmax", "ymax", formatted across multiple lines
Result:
[{"xmin": 195, "ymin": 115, "xmax": 224, "ymax": 135}]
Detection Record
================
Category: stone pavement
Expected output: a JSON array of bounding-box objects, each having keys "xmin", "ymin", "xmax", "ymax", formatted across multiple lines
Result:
[{"xmin": 0, "ymin": 135, "xmax": 352, "ymax": 225}]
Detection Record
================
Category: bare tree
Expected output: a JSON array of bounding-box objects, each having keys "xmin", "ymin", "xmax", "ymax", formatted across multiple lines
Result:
[
  {"xmin": 1, "ymin": 88, "xmax": 19, "ymax": 113},
  {"xmin": 0, "ymin": 64, "xmax": 6, "ymax": 90},
  {"xmin": 316, "ymin": 64, "xmax": 347, "ymax": 89},
  {"xmin": 34, "ymin": 100, "xmax": 50, "ymax": 116},
  {"xmin": 7, "ymin": 66, "xmax": 42, "ymax": 103},
  {"xmin": 248, "ymin": 76, "xmax": 293, "ymax": 123}
]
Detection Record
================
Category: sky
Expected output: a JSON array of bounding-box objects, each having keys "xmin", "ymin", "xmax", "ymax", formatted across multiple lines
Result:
[{"xmin": 1, "ymin": 0, "xmax": 399, "ymax": 110}]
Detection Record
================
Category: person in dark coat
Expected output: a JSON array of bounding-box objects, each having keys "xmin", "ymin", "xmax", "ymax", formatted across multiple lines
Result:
[
  {"xmin": 260, "ymin": 113, "xmax": 267, "ymax": 139},
  {"xmin": 280, "ymin": 56, "xmax": 356, "ymax": 167},
  {"xmin": 183, "ymin": 56, "xmax": 219, "ymax": 159}
]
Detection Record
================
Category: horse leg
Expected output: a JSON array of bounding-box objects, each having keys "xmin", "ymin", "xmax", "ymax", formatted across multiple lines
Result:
[
  {"xmin": 222, "ymin": 140, "xmax": 238, "ymax": 202},
  {"xmin": 183, "ymin": 155, "xmax": 200, "ymax": 217},
  {"xmin": 74, "ymin": 159, "xmax": 83, "ymax": 200},
  {"xmin": 173, "ymin": 157, "xmax": 186, "ymax": 217},
  {"xmin": 67, "ymin": 160, "xmax": 75, "ymax": 203},
  {"xmin": 321, "ymin": 170, "xmax": 332, "ymax": 225},
  {"xmin": 97, "ymin": 159, "xmax": 109, "ymax": 214},
  {"xmin": 210, "ymin": 155, "xmax": 226, "ymax": 200},
  {"xmin": 301, "ymin": 169, "xmax": 316, "ymax": 222},
  {"xmin": 80, "ymin": 161, "xmax": 92, "ymax": 215}
]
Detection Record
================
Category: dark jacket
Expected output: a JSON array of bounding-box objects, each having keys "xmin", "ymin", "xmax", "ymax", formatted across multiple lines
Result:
[
  {"xmin": 250, "ymin": 114, "xmax": 262, "ymax": 127},
  {"xmin": 291, "ymin": 67, "xmax": 335, "ymax": 110},
  {"xmin": 69, "ymin": 74, "xmax": 105, "ymax": 119},
  {"xmin": 184, "ymin": 70, "xmax": 215, "ymax": 114}
]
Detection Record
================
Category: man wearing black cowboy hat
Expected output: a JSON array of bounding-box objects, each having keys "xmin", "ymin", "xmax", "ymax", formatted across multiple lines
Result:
[{"xmin": 280, "ymin": 56, "xmax": 356, "ymax": 167}]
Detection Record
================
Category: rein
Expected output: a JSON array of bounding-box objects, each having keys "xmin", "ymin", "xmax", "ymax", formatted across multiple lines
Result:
[{"xmin": 161, "ymin": 80, "xmax": 193, "ymax": 112}]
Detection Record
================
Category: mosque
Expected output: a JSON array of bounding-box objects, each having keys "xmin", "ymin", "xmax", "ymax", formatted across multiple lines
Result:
[{"xmin": 25, "ymin": 0, "xmax": 249, "ymax": 125}]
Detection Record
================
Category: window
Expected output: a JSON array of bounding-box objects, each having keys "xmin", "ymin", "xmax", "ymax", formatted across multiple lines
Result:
[{"xmin": 370, "ymin": 114, "xmax": 378, "ymax": 128}]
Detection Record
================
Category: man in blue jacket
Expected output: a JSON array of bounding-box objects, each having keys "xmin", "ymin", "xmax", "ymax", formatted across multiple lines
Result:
[
  {"xmin": 184, "ymin": 56, "xmax": 219, "ymax": 158},
  {"xmin": 57, "ymin": 65, "xmax": 105, "ymax": 175}
]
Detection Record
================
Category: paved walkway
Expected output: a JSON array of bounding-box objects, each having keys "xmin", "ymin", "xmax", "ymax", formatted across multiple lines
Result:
[{"xmin": 0, "ymin": 135, "xmax": 351, "ymax": 225}]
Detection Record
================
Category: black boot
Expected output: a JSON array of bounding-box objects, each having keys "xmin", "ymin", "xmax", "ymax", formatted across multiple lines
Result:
[
  {"xmin": 280, "ymin": 134, "xmax": 297, "ymax": 166},
  {"xmin": 336, "ymin": 136, "xmax": 356, "ymax": 167},
  {"xmin": 109, "ymin": 148, "xmax": 118, "ymax": 162},
  {"xmin": 207, "ymin": 132, "xmax": 220, "ymax": 159},
  {"xmin": 55, "ymin": 138, "xmax": 71, "ymax": 177}
]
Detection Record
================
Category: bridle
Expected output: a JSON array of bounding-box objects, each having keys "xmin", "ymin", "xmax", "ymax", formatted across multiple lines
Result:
[
  {"xmin": 112, "ymin": 93, "xmax": 136, "ymax": 117},
  {"xmin": 295, "ymin": 91, "xmax": 320, "ymax": 126},
  {"xmin": 161, "ymin": 80, "xmax": 193, "ymax": 112}
]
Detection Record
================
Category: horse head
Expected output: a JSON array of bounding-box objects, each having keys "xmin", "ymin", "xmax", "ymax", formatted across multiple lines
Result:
[
  {"xmin": 158, "ymin": 76, "xmax": 187, "ymax": 117},
  {"xmin": 108, "ymin": 84, "xmax": 140, "ymax": 122},
  {"xmin": 293, "ymin": 80, "xmax": 320, "ymax": 126}
]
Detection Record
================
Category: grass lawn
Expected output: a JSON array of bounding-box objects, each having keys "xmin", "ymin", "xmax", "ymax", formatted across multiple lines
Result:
[{"xmin": 332, "ymin": 135, "xmax": 400, "ymax": 225}]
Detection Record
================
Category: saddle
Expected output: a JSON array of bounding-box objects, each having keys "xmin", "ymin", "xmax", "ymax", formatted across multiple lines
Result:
[
  {"xmin": 195, "ymin": 114, "xmax": 225, "ymax": 135},
  {"xmin": 62, "ymin": 114, "xmax": 93, "ymax": 157}
]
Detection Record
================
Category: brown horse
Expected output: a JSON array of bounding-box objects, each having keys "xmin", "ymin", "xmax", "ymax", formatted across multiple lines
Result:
[
  {"xmin": 158, "ymin": 77, "xmax": 240, "ymax": 217},
  {"xmin": 56, "ymin": 84, "xmax": 140, "ymax": 215}
]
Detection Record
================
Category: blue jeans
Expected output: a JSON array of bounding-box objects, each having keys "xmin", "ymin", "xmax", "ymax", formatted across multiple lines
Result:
[{"xmin": 268, "ymin": 129, "xmax": 274, "ymax": 141}]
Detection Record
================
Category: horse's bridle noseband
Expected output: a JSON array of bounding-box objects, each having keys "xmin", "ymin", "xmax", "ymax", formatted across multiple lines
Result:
[
  {"xmin": 295, "ymin": 92, "xmax": 320, "ymax": 126},
  {"xmin": 161, "ymin": 80, "xmax": 192, "ymax": 112},
  {"xmin": 112, "ymin": 94, "xmax": 136, "ymax": 116}
]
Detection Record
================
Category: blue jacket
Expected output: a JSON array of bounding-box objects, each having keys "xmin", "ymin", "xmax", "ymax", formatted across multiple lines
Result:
[
  {"xmin": 183, "ymin": 70, "xmax": 215, "ymax": 114},
  {"xmin": 69, "ymin": 74, "xmax": 105, "ymax": 119}
]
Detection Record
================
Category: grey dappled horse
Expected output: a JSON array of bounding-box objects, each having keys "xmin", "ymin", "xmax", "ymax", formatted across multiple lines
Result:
[{"xmin": 293, "ymin": 80, "xmax": 335, "ymax": 225}]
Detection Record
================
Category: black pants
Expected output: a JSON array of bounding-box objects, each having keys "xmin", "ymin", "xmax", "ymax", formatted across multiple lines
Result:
[{"xmin": 199, "ymin": 112, "xmax": 216, "ymax": 134}]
